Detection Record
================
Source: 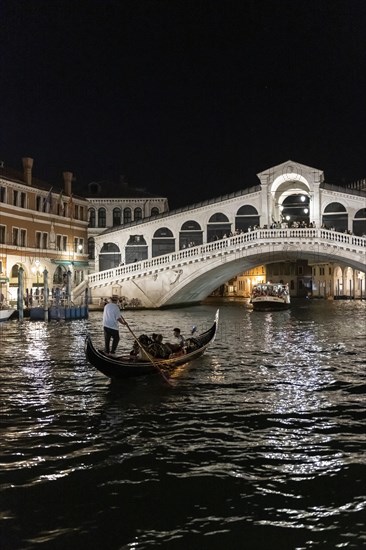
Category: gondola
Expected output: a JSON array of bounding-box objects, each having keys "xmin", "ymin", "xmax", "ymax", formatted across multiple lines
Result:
[
  {"xmin": 0, "ymin": 306, "xmax": 16, "ymax": 322},
  {"xmin": 85, "ymin": 309, "xmax": 219, "ymax": 380}
]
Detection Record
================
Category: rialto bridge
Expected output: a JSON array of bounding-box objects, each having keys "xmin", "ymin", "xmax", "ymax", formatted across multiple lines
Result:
[{"xmin": 82, "ymin": 161, "xmax": 366, "ymax": 308}]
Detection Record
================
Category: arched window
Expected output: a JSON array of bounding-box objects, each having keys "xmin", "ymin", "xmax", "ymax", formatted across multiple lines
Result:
[
  {"xmin": 207, "ymin": 212, "xmax": 231, "ymax": 241},
  {"xmin": 151, "ymin": 207, "xmax": 159, "ymax": 216},
  {"xmin": 235, "ymin": 205, "xmax": 260, "ymax": 231},
  {"xmin": 124, "ymin": 208, "xmax": 132, "ymax": 224},
  {"xmin": 154, "ymin": 228, "xmax": 174, "ymax": 237},
  {"xmin": 88, "ymin": 237, "xmax": 95, "ymax": 259},
  {"xmin": 134, "ymin": 207, "xmax": 142, "ymax": 221},
  {"xmin": 53, "ymin": 266, "xmax": 65, "ymax": 285},
  {"xmin": 324, "ymin": 202, "xmax": 347, "ymax": 213},
  {"xmin": 209, "ymin": 213, "xmax": 229, "ymax": 223},
  {"xmin": 99, "ymin": 242, "xmax": 121, "ymax": 271},
  {"xmin": 125, "ymin": 235, "xmax": 148, "ymax": 264},
  {"xmin": 322, "ymin": 202, "xmax": 347, "ymax": 232},
  {"xmin": 113, "ymin": 208, "xmax": 121, "ymax": 226},
  {"xmin": 11, "ymin": 264, "xmax": 19, "ymax": 278},
  {"xmin": 353, "ymin": 208, "xmax": 366, "ymax": 236},
  {"xmin": 88, "ymin": 208, "xmax": 96, "ymax": 228},
  {"xmin": 280, "ymin": 194, "xmax": 310, "ymax": 226},
  {"xmin": 98, "ymin": 207, "xmax": 106, "ymax": 228},
  {"xmin": 152, "ymin": 227, "xmax": 175, "ymax": 257},
  {"xmin": 179, "ymin": 220, "xmax": 203, "ymax": 249}
]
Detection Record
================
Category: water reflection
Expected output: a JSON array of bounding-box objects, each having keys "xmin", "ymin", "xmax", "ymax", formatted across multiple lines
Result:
[{"xmin": 0, "ymin": 301, "xmax": 365, "ymax": 549}]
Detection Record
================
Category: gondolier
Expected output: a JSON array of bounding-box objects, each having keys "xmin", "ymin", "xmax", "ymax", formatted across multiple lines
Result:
[{"xmin": 103, "ymin": 296, "xmax": 127, "ymax": 356}]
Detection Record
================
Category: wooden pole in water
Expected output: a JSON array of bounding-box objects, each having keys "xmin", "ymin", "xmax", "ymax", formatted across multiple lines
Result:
[
  {"xmin": 43, "ymin": 269, "xmax": 49, "ymax": 322},
  {"xmin": 18, "ymin": 267, "xmax": 24, "ymax": 321}
]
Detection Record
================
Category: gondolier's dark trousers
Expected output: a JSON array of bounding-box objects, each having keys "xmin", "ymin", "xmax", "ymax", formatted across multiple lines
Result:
[{"xmin": 104, "ymin": 326, "xmax": 120, "ymax": 354}]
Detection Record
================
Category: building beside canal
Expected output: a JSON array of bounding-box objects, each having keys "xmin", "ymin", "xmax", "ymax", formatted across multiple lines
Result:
[
  {"xmin": 0, "ymin": 158, "xmax": 89, "ymax": 306},
  {"xmin": 86, "ymin": 176, "xmax": 169, "ymax": 270}
]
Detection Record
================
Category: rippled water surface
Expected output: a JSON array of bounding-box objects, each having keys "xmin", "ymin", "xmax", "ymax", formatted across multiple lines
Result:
[{"xmin": 1, "ymin": 300, "xmax": 365, "ymax": 549}]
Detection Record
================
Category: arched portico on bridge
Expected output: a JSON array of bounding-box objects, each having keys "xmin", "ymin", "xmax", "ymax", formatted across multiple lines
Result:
[
  {"xmin": 86, "ymin": 161, "xmax": 366, "ymax": 307},
  {"xmin": 94, "ymin": 161, "xmax": 365, "ymax": 267}
]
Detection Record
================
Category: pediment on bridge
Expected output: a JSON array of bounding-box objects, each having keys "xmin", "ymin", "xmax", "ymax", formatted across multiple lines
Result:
[{"xmin": 257, "ymin": 160, "xmax": 324, "ymax": 188}]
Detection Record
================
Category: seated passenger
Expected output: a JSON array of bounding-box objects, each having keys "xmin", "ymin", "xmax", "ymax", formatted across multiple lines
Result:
[
  {"xmin": 172, "ymin": 328, "xmax": 185, "ymax": 348},
  {"xmin": 164, "ymin": 328, "xmax": 186, "ymax": 355}
]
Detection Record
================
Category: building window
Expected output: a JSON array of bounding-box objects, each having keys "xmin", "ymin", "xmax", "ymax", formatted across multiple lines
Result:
[
  {"xmin": 12, "ymin": 228, "xmax": 19, "ymax": 245},
  {"xmin": 62, "ymin": 236, "xmax": 67, "ymax": 251},
  {"xmin": 20, "ymin": 192, "xmax": 26, "ymax": 208},
  {"xmin": 74, "ymin": 205, "xmax": 79, "ymax": 220},
  {"xmin": 57, "ymin": 235, "xmax": 62, "ymax": 250},
  {"xmin": 123, "ymin": 208, "xmax": 132, "ymax": 224},
  {"xmin": 113, "ymin": 208, "xmax": 121, "ymax": 226},
  {"xmin": 20, "ymin": 229, "xmax": 26, "ymax": 247},
  {"xmin": 13, "ymin": 190, "xmax": 18, "ymax": 206},
  {"xmin": 73, "ymin": 237, "xmax": 84, "ymax": 253},
  {"xmin": 36, "ymin": 196, "xmax": 42, "ymax": 211},
  {"xmin": 98, "ymin": 208, "xmax": 106, "ymax": 228},
  {"xmin": 151, "ymin": 207, "xmax": 159, "ymax": 216},
  {"xmin": 11, "ymin": 265, "xmax": 19, "ymax": 278},
  {"xmin": 36, "ymin": 231, "xmax": 42, "ymax": 248},
  {"xmin": 0, "ymin": 225, "xmax": 5, "ymax": 244},
  {"xmin": 88, "ymin": 208, "xmax": 96, "ymax": 228},
  {"xmin": 42, "ymin": 233, "xmax": 48, "ymax": 249},
  {"xmin": 134, "ymin": 207, "xmax": 142, "ymax": 221},
  {"xmin": 0, "ymin": 186, "xmax": 6, "ymax": 202},
  {"xmin": 88, "ymin": 237, "xmax": 95, "ymax": 259},
  {"xmin": 53, "ymin": 266, "xmax": 64, "ymax": 285}
]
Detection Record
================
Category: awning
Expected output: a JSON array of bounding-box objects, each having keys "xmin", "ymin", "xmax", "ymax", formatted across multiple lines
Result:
[{"xmin": 51, "ymin": 260, "xmax": 90, "ymax": 267}]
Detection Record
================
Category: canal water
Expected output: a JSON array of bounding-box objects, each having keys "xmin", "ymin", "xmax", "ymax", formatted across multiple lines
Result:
[{"xmin": 1, "ymin": 300, "xmax": 365, "ymax": 549}]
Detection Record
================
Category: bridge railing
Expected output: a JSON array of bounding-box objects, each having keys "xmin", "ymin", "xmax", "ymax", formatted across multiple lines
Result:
[{"xmin": 88, "ymin": 228, "xmax": 366, "ymax": 286}]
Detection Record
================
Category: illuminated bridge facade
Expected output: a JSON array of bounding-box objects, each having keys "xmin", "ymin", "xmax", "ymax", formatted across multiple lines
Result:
[{"xmin": 82, "ymin": 160, "xmax": 366, "ymax": 308}]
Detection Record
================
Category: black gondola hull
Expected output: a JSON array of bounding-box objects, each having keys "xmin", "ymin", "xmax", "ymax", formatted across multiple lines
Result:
[{"xmin": 85, "ymin": 310, "xmax": 219, "ymax": 380}]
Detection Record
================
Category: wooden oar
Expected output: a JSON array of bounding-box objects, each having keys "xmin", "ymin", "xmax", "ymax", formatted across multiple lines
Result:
[{"xmin": 123, "ymin": 320, "xmax": 173, "ymax": 386}]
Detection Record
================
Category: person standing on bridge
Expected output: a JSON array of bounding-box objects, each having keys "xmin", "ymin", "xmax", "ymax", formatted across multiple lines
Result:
[{"xmin": 103, "ymin": 296, "xmax": 127, "ymax": 356}]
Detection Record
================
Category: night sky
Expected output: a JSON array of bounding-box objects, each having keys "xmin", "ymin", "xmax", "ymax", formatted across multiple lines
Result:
[{"xmin": 1, "ymin": 0, "xmax": 366, "ymax": 208}]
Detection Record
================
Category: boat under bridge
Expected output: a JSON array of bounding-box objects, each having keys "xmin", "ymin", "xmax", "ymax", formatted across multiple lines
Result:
[{"xmin": 80, "ymin": 227, "xmax": 366, "ymax": 308}]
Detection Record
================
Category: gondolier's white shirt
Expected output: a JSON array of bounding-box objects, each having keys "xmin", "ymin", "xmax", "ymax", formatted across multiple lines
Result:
[{"xmin": 103, "ymin": 303, "xmax": 123, "ymax": 330}]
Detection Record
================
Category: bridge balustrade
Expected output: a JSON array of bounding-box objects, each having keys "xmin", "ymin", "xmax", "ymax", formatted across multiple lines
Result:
[{"xmin": 88, "ymin": 228, "xmax": 366, "ymax": 288}]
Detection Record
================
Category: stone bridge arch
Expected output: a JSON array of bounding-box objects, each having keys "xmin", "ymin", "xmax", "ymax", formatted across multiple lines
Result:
[{"xmin": 87, "ymin": 228, "xmax": 366, "ymax": 308}]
